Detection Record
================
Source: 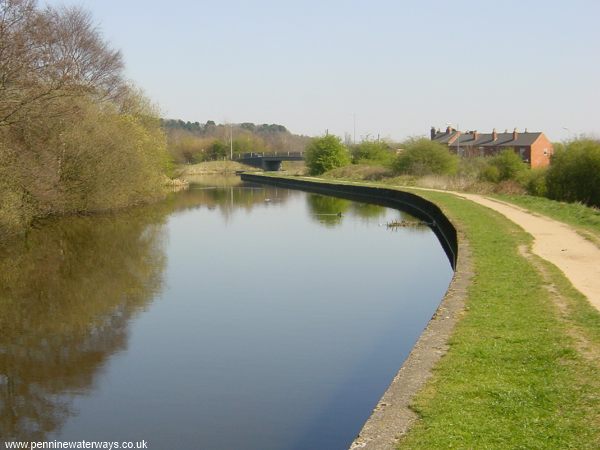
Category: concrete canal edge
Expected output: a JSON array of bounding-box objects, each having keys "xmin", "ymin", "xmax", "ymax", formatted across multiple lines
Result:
[{"xmin": 240, "ymin": 173, "xmax": 473, "ymax": 449}]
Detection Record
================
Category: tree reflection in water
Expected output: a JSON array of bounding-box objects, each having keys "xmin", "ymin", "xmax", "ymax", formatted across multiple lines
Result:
[
  {"xmin": 306, "ymin": 194, "xmax": 351, "ymax": 227},
  {"xmin": 0, "ymin": 177, "xmax": 295, "ymax": 441},
  {"xmin": 0, "ymin": 209, "xmax": 168, "ymax": 441}
]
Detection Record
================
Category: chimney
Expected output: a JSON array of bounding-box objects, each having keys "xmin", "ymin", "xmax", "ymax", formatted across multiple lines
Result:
[
  {"xmin": 492, "ymin": 128, "xmax": 498, "ymax": 141},
  {"xmin": 512, "ymin": 128, "xmax": 518, "ymax": 141},
  {"xmin": 431, "ymin": 126, "xmax": 436, "ymax": 140},
  {"xmin": 446, "ymin": 126, "xmax": 452, "ymax": 134},
  {"xmin": 473, "ymin": 130, "xmax": 479, "ymax": 141}
]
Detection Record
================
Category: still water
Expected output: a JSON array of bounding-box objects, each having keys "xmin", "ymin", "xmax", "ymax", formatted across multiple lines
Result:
[{"xmin": 0, "ymin": 176, "xmax": 453, "ymax": 449}]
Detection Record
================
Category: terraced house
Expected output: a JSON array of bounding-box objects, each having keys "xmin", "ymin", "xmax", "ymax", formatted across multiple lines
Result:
[{"xmin": 431, "ymin": 126, "xmax": 554, "ymax": 168}]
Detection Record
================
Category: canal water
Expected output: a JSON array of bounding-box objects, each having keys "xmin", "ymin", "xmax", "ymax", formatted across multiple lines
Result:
[{"xmin": 0, "ymin": 176, "xmax": 453, "ymax": 449}]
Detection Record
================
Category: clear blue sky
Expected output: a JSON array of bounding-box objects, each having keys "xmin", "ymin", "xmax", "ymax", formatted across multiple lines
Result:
[{"xmin": 43, "ymin": 0, "xmax": 600, "ymax": 141}]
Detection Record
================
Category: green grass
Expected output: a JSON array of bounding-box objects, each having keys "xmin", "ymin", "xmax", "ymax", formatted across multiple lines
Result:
[
  {"xmin": 253, "ymin": 174, "xmax": 600, "ymax": 448},
  {"xmin": 395, "ymin": 189, "xmax": 600, "ymax": 449},
  {"xmin": 495, "ymin": 194, "xmax": 600, "ymax": 241}
]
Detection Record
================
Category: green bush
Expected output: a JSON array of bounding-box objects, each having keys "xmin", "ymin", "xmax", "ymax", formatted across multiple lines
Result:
[
  {"xmin": 457, "ymin": 157, "xmax": 489, "ymax": 179},
  {"xmin": 480, "ymin": 164, "xmax": 501, "ymax": 183},
  {"xmin": 394, "ymin": 138, "xmax": 458, "ymax": 176},
  {"xmin": 484, "ymin": 149, "xmax": 529, "ymax": 182},
  {"xmin": 350, "ymin": 140, "xmax": 394, "ymax": 166},
  {"xmin": 526, "ymin": 168, "xmax": 548, "ymax": 197},
  {"xmin": 546, "ymin": 139, "xmax": 600, "ymax": 207},
  {"xmin": 305, "ymin": 135, "xmax": 351, "ymax": 175}
]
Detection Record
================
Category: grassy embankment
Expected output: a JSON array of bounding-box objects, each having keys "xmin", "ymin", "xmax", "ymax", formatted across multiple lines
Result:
[
  {"xmin": 259, "ymin": 173, "xmax": 600, "ymax": 448},
  {"xmin": 396, "ymin": 188, "xmax": 600, "ymax": 449}
]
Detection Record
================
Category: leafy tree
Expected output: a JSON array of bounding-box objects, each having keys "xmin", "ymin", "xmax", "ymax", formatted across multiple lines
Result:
[
  {"xmin": 0, "ymin": 2, "xmax": 170, "ymax": 236},
  {"xmin": 257, "ymin": 123, "xmax": 287, "ymax": 134},
  {"xmin": 394, "ymin": 138, "xmax": 458, "ymax": 176},
  {"xmin": 207, "ymin": 140, "xmax": 227, "ymax": 160},
  {"xmin": 305, "ymin": 135, "xmax": 350, "ymax": 175},
  {"xmin": 545, "ymin": 139, "xmax": 600, "ymax": 207},
  {"xmin": 240, "ymin": 122, "xmax": 256, "ymax": 132},
  {"xmin": 232, "ymin": 135, "xmax": 266, "ymax": 155}
]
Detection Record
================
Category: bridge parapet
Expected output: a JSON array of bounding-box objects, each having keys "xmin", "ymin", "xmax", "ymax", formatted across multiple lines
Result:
[
  {"xmin": 235, "ymin": 151, "xmax": 304, "ymax": 160},
  {"xmin": 235, "ymin": 152, "xmax": 305, "ymax": 171}
]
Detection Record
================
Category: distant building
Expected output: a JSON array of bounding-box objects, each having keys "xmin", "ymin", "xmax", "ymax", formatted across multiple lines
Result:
[{"xmin": 430, "ymin": 126, "xmax": 554, "ymax": 168}]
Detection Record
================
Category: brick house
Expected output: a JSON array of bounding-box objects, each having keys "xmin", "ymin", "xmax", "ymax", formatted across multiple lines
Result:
[{"xmin": 430, "ymin": 126, "xmax": 554, "ymax": 168}]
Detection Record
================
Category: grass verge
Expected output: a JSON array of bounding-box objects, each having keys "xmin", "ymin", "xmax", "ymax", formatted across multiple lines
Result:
[{"xmin": 395, "ymin": 188, "xmax": 600, "ymax": 449}]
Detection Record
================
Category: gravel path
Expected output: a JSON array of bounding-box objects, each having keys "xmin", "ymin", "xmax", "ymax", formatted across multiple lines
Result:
[{"xmin": 451, "ymin": 192, "xmax": 600, "ymax": 312}]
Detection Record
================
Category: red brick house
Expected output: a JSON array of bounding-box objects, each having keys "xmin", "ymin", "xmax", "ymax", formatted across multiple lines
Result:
[{"xmin": 430, "ymin": 126, "xmax": 554, "ymax": 168}]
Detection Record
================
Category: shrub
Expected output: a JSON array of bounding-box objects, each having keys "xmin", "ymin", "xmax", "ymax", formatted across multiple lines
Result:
[
  {"xmin": 526, "ymin": 168, "xmax": 548, "ymax": 197},
  {"xmin": 394, "ymin": 138, "xmax": 458, "ymax": 176},
  {"xmin": 350, "ymin": 140, "xmax": 394, "ymax": 166},
  {"xmin": 486, "ymin": 148, "xmax": 529, "ymax": 182},
  {"xmin": 323, "ymin": 164, "xmax": 393, "ymax": 181},
  {"xmin": 305, "ymin": 135, "xmax": 351, "ymax": 175},
  {"xmin": 546, "ymin": 139, "xmax": 600, "ymax": 207},
  {"xmin": 480, "ymin": 165, "xmax": 501, "ymax": 183},
  {"xmin": 457, "ymin": 156, "xmax": 489, "ymax": 179}
]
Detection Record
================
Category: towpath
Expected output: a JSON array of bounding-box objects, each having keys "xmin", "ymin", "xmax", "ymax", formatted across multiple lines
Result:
[{"xmin": 437, "ymin": 191, "xmax": 600, "ymax": 312}]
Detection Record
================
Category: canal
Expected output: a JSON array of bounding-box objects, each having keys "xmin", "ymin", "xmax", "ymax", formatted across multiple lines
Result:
[{"xmin": 0, "ymin": 176, "xmax": 453, "ymax": 449}]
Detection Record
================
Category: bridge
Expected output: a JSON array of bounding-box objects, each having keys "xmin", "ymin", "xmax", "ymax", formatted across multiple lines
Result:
[{"xmin": 235, "ymin": 152, "xmax": 305, "ymax": 171}]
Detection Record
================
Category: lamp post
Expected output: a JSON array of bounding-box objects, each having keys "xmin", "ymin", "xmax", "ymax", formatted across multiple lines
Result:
[
  {"xmin": 230, "ymin": 124, "xmax": 233, "ymax": 160},
  {"xmin": 562, "ymin": 127, "xmax": 575, "ymax": 142}
]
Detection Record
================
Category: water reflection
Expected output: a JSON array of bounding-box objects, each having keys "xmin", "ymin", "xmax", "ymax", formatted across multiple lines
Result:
[
  {"xmin": 306, "ymin": 194, "xmax": 351, "ymax": 227},
  {"xmin": 0, "ymin": 176, "xmax": 452, "ymax": 447},
  {"xmin": 306, "ymin": 194, "xmax": 428, "ymax": 231},
  {"xmin": 0, "ymin": 210, "xmax": 167, "ymax": 441},
  {"xmin": 169, "ymin": 182, "xmax": 296, "ymax": 221},
  {"xmin": 0, "ymin": 177, "xmax": 296, "ymax": 441},
  {"xmin": 351, "ymin": 202, "xmax": 387, "ymax": 221}
]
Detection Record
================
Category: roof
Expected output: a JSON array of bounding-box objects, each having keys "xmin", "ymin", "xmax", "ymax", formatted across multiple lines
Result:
[
  {"xmin": 433, "ymin": 131, "xmax": 543, "ymax": 148},
  {"xmin": 432, "ymin": 130, "xmax": 459, "ymax": 144}
]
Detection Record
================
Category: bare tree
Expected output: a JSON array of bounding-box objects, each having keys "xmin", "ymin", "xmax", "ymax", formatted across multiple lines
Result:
[{"xmin": 0, "ymin": 0, "xmax": 125, "ymax": 127}]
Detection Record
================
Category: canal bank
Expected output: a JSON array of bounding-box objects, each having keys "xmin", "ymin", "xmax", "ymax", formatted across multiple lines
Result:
[{"xmin": 242, "ymin": 173, "xmax": 600, "ymax": 449}]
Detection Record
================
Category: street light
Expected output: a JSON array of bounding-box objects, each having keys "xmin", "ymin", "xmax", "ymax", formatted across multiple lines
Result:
[
  {"xmin": 230, "ymin": 124, "xmax": 233, "ymax": 160},
  {"xmin": 562, "ymin": 126, "xmax": 575, "ymax": 142}
]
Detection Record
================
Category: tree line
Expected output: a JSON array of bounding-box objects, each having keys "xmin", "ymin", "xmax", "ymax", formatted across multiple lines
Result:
[
  {"xmin": 163, "ymin": 119, "xmax": 311, "ymax": 164},
  {"xmin": 0, "ymin": 0, "xmax": 171, "ymax": 239},
  {"xmin": 305, "ymin": 134, "xmax": 600, "ymax": 208}
]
